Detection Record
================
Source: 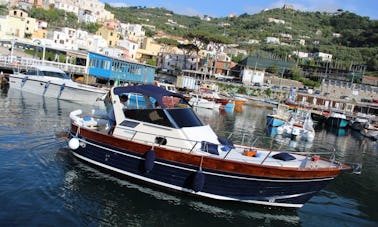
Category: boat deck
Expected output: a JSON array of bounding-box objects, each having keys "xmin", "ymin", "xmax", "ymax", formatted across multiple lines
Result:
[{"xmin": 71, "ymin": 109, "xmax": 339, "ymax": 171}]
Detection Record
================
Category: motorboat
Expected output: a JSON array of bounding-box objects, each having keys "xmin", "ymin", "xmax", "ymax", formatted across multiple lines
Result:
[
  {"xmin": 325, "ymin": 109, "xmax": 348, "ymax": 128},
  {"xmin": 360, "ymin": 120, "xmax": 378, "ymax": 140},
  {"xmin": 266, "ymin": 104, "xmax": 292, "ymax": 127},
  {"xmin": 188, "ymin": 93, "xmax": 221, "ymax": 110},
  {"xmin": 8, "ymin": 65, "xmax": 107, "ymax": 104},
  {"xmin": 67, "ymin": 84, "xmax": 354, "ymax": 208},
  {"xmin": 349, "ymin": 113, "xmax": 372, "ymax": 131},
  {"xmin": 276, "ymin": 111, "xmax": 315, "ymax": 141}
]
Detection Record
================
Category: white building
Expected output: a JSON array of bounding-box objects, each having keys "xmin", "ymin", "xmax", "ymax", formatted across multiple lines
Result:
[
  {"xmin": 312, "ymin": 52, "xmax": 333, "ymax": 62},
  {"xmin": 265, "ymin": 37, "xmax": 280, "ymax": 44},
  {"xmin": 240, "ymin": 69, "xmax": 265, "ymax": 85},
  {"xmin": 50, "ymin": 27, "xmax": 78, "ymax": 50},
  {"xmin": 119, "ymin": 23, "xmax": 145, "ymax": 42},
  {"xmin": 53, "ymin": 1, "xmax": 79, "ymax": 15},
  {"xmin": 268, "ymin": 18, "xmax": 285, "ymax": 24},
  {"xmin": 117, "ymin": 39, "xmax": 139, "ymax": 60},
  {"xmin": 78, "ymin": 9, "xmax": 97, "ymax": 23},
  {"xmin": 292, "ymin": 51, "xmax": 309, "ymax": 59},
  {"xmin": 159, "ymin": 54, "xmax": 198, "ymax": 75}
]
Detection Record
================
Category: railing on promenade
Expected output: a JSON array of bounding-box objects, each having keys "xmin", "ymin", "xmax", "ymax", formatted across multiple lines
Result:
[{"xmin": 0, "ymin": 55, "xmax": 86, "ymax": 75}]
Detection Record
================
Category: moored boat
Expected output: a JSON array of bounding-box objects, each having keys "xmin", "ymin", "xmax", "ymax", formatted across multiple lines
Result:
[
  {"xmin": 276, "ymin": 111, "xmax": 315, "ymax": 141},
  {"xmin": 67, "ymin": 84, "xmax": 354, "ymax": 208},
  {"xmin": 266, "ymin": 104, "xmax": 292, "ymax": 127},
  {"xmin": 360, "ymin": 120, "xmax": 378, "ymax": 140},
  {"xmin": 8, "ymin": 65, "xmax": 107, "ymax": 104},
  {"xmin": 325, "ymin": 109, "xmax": 348, "ymax": 128}
]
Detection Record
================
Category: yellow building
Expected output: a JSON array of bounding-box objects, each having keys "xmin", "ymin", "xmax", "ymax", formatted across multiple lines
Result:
[
  {"xmin": 96, "ymin": 26, "xmax": 119, "ymax": 47},
  {"xmin": 136, "ymin": 37, "xmax": 163, "ymax": 63},
  {"xmin": 0, "ymin": 9, "xmax": 37, "ymax": 39}
]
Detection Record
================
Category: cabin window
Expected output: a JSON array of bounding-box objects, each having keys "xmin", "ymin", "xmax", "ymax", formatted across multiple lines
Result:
[
  {"xmin": 167, "ymin": 108, "xmax": 203, "ymax": 127},
  {"xmin": 124, "ymin": 109, "xmax": 173, "ymax": 128}
]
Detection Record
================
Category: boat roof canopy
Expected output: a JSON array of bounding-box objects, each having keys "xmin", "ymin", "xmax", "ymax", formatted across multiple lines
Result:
[{"xmin": 113, "ymin": 84, "xmax": 185, "ymax": 107}]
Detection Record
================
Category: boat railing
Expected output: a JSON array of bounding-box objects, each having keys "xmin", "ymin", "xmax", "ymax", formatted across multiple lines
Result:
[
  {"xmin": 124, "ymin": 127, "xmax": 340, "ymax": 164},
  {"xmin": 219, "ymin": 130, "xmax": 341, "ymax": 164},
  {"xmin": 70, "ymin": 111, "xmax": 340, "ymax": 164}
]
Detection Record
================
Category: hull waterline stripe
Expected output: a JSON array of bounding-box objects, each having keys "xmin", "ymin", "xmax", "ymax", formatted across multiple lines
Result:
[
  {"xmin": 72, "ymin": 151, "xmax": 304, "ymax": 208},
  {"xmin": 77, "ymin": 137, "xmax": 335, "ymax": 183}
]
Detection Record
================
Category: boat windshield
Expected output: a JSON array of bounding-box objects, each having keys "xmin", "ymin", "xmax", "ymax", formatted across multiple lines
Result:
[
  {"xmin": 166, "ymin": 108, "xmax": 203, "ymax": 127},
  {"xmin": 25, "ymin": 69, "xmax": 70, "ymax": 79},
  {"xmin": 41, "ymin": 70, "xmax": 70, "ymax": 79},
  {"xmin": 123, "ymin": 107, "xmax": 203, "ymax": 128}
]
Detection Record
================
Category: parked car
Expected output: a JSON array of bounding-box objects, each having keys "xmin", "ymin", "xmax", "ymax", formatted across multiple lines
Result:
[
  {"xmin": 314, "ymin": 90, "xmax": 321, "ymax": 95},
  {"xmin": 271, "ymin": 85, "xmax": 280, "ymax": 90},
  {"xmin": 340, "ymin": 95, "xmax": 350, "ymax": 100},
  {"xmin": 298, "ymin": 88, "xmax": 308, "ymax": 93}
]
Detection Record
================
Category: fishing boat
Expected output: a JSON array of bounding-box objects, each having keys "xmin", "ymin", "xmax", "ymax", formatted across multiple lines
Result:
[
  {"xmin": 266, "ymin": 104, "xmax": 292, "ymax": 127},
  {"xmin": 349, "ymin": 113, "xmax": 372, "ymax": 131},
  {"xmin": 360, "ymin": 120, "xmax": 378, "ymax": 140},
  {"xmin": 188, "ymin": 93, "xmax": 221, "ymax": 110},
  {"xmin": 8, "ymin": 65, "xmax": 107, "ymax": 104},
  {"xmin": 325, "ymin": 109, "xmax": 348, "ymax": 128},
  {"xmin": 67, "ymin": 84, "xmax": 354, "ymax": 208},
  {"xmin": 276, "ymin": 111, "xmax": 315, "ymax": 141}
]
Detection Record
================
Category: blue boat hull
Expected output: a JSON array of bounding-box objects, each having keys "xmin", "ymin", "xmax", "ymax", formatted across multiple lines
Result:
[
  {"xmin": 266, "ymin": 116, "xmax": 285, "ymax": 127},
  {"xmin": 71, "ymin": 136, "xmax": 333, "ymax": 208},
  {"xmin": 326, "ymin": 117, "xmax": 348, "ymax": 128}
]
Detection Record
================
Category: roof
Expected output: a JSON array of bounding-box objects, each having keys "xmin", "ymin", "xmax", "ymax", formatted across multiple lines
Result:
[{"xmin": 113, "ymin": 84, "xmax": 185, "ymax": 107}]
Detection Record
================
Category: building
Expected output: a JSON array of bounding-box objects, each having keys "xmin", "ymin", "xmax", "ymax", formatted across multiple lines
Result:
[
  {"xmin": 265, "ymin": 37, "xmax": 280, "ymax": 44},
  {"xmin": 96, "ymin": 26, "xmax": 119, "ymax": 47},
  {"xmin": 158, "ymin": 53, "xmax": 198, "ymax": 75},
  {"xmin": 268, "ymin": 18, "xmax": 285, "ymax": 24},
  {"xmin": 117, "ymin": 39, "xmax": 139, "ymax": 60},
  {"xmin": 0, "ymin": 9, "xmax": 37, "ymax": 39},
  {"xmin": 136, "ymin": 37, "xmax": 162, "ymax": 64},
  {"xmin": 362, "ymin": 75, "xmax": 378, "ymax": 86},
  {"xmin": 240, "ymin": 68, "xmax": 265, "ymax": 85},
  {"xmin": 312, "ymin": 52, "xmax": 333, "ymax": 62}
]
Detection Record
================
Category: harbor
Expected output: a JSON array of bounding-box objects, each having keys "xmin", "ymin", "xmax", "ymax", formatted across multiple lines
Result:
[{"xmin": 0, "ymin": 86, "xmax": 376, "ymax": 226}]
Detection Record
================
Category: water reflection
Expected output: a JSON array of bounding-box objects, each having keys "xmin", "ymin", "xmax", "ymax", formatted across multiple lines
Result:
[
  {"xmin": 1, "ymin": 87, "xmax": 377, "ymax": 226},
  {"xmin": 61, "ymin": 153, "xmax": 301, "ymax": 226}
]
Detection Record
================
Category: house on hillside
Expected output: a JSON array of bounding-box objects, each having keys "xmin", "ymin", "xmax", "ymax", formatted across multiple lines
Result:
[
  {"xmin": 312, "ymin": 52, "xmax": 332, "ymax": 62},
  {"xmin": 265, "ymin": 37, "xmax": 280, "ymax": 44},
  {"xmin": 362, "ymin": 75, "xmax": 378, "ymax": 86},
  {"xmin": 240, "ymin": 68, "xmax": 265, "ymax": 85},
  {"xmin": 96, "ymin": 26, "xmax": 119, "ymax": 47},
  {"xmin": 268, "ymin": 18, "xmax": 285, "ymax": 24},
  {"xmin": 0, "ymin": 9, "xmax": 37, "ymax": 39}
]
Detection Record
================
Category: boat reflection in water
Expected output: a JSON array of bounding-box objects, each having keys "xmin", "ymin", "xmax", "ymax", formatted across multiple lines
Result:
[
  {"xmin": 325, "ymin": 125, "xmax": 349, "ymax": 137},
  {"xmin": 265, "ymin": 126, "xmax": 313, "ymax": 151},
  {"xmin": 62, "ymin": 158, "xmax": 301, "ymax": 226}
]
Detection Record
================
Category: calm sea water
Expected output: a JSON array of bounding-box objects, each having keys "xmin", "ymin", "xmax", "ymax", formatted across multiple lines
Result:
[{"xmin": 0, "ymin": 87, "xmax": 377, "ymax": 226}]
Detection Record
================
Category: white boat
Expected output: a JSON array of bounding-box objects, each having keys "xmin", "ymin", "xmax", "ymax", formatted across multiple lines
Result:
[
  {"xmin": 349, "ymin": 113, "xmax": 372, "ymax": 131},
  {"xmin": 8, "ymin": 65, "xmax": 107, "ymax": 104},
  {"xmin": 277, "ymin": 111, "xmax": 315, "ymax": 141},
  {"xmin": 188, "ymin": 94, "xmax": 221, "ymax": 109},
  {"xmin": 67, "ymin": 84, "xmax": 354, "ymax": 208},
  {"xmin": 360, "ymin": 120, "xmax": 378, "ymax": 140}
]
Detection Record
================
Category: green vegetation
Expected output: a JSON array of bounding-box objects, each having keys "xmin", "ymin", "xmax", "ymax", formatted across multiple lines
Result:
[
  {"xmin": 104, "ymin": 6, "xmax": 377, "ymax": 73},
  {"xmin": 3, "ymin": 3, "xmax": 376, "ymax": 77}
]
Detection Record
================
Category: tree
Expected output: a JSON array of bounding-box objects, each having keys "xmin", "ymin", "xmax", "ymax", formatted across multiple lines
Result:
[{"xmin": 177, "ymin": 43, "xmax": 199, "ymax": 70}]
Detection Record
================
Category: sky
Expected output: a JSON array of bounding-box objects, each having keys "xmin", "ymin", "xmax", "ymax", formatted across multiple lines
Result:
[{"xmin": 102, "ymin": 0, "xmax": 377, "ymax": 20}]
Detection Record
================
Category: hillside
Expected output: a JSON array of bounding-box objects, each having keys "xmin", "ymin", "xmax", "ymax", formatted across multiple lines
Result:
[{"xmin": 105, "ymin": 5, "xmax": 378, "ymax": 72}]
